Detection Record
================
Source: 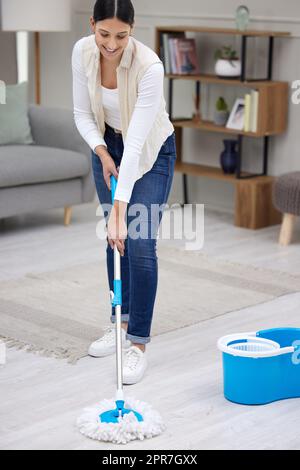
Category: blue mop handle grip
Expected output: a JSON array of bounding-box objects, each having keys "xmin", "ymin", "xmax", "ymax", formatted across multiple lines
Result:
[
  {"xmin": 110, "ymin": 175, "xmax": 117, "ymax": 205},
  {"xmin": 109, "ymin": 174, "xmax": 122, "ymax": 308}
]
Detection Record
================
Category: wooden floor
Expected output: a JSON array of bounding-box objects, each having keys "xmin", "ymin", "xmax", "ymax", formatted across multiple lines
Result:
[{"xmin": 1, "ymin": 203, "xmax": 300, "ymax": 450}]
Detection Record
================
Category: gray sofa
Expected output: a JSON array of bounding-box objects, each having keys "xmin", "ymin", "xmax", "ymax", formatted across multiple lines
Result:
[{"xmin": 0, "ymin": 104, "xmax": 95, "ymax": 225}]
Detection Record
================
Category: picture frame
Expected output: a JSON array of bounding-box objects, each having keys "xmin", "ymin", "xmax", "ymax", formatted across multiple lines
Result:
[{"xmin": 226, "ymin": 98, "xmax": 245, "ymax": 130}]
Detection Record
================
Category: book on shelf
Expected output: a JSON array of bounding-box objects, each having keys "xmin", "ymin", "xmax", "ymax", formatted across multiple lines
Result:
[
  {"xmin": 250, "ymin": 90, "xmax": 259, "ymax": 133},
  {"xmin": 174, "ymin": 38, "xmax": 200, "ymax": 75},
  {"xmin": 160, "ymin": 33, "xmax": 200, "ymax": 75},
  {"xmin": 244, "ymin": 90, "xmax": 259, "ymax": 132},
  {"xmin": 244, "ymin": 94, "xmax": 251, "ymax": 132},
  {"xmin": 160, "ymin": 32, "xmax": 185, "ymax": 74},
  {"xmin": 168, "ymin": 38, "xmax": 178, "ymax": 74}
]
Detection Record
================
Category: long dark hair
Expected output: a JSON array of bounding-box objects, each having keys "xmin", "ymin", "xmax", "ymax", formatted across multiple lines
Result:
[{"xmin": 93, "ymin": 0, "xmax": 135, "ymax": 27}]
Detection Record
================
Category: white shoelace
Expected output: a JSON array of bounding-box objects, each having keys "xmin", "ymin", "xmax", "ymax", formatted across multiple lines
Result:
[
  {"xmin": 124, "ymin": 348, "xmax": 140, "ymax": 370},
  {"xmin": 96, "ymin": 326, "xmax": 115, "ymax": 344}
]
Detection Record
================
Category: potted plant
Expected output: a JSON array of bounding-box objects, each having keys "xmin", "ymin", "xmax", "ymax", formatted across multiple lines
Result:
[
  {"xmin": 214, "ymin": 96, "xmax": 229, "ymax": 126},
  {"xmin": 214, "ymin": 45, "xmax": 241, "ymax": 78}
]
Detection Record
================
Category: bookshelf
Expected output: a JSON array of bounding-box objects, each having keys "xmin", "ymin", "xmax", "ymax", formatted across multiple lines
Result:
[{"xmin": 155, "ymin": 26, "xmax": 291, "ymax": 229}]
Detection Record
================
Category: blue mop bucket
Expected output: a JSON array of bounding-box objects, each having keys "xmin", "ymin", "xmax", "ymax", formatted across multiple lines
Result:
[{"xmin": 217, "ymin": 328, "xmax": 300, "ymax": 405}]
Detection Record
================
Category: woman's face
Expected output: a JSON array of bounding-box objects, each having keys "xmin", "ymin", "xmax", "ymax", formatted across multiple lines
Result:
[{"xmin": 90, "ymin": 17, "xmax": 133, "ymax": 63}]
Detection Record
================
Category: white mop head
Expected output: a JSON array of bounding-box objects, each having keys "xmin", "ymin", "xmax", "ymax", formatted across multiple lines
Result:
[{"xmin": 77, "ymin": 396, "xmax": 166, "ymax": 445}]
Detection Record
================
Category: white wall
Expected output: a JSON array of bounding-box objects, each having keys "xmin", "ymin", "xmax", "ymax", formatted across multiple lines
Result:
[
  {"xmin": 31, "ymin": 0, "xmax": 300, "ymax": 211},
  {"xmin": 0, "ymin": 0, "xmax": 18, "ymax": 84}
]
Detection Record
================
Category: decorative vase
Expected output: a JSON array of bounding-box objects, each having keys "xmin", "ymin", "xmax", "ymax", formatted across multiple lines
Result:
[
  {"xmin": 235, "ymin": 5, "xmax": 250, "ymax": 31},
  {"xmin": 214, "ymin": 110, "xmax": 229, "ymax": 126},
  {"xmin": 215, "ymin": 59, "xmax": 242, "ymax": 78},
  {"xmin": 220, "ymin": 139, "xmax": 238, "ymax": 174}
]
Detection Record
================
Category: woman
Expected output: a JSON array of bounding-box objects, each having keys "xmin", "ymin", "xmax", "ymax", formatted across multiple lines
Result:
[{"xmin": 72, "ymin": 0, "xmax": 176, "ymax": 385}]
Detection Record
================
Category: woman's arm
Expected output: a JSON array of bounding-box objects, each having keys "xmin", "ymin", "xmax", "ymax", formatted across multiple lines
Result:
[
  {"xmin": 71, "ymin": 38, "xmax": 108, "ymax": 157},
  {"xmin": 113, "ymin": 62, "xmax": 165, "ymax": 204}
]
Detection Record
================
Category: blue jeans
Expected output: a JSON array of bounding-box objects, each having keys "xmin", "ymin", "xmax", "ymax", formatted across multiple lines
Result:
[{"xmin": 91, "ymin": 122, "xmax": 177, "ymax": 345}]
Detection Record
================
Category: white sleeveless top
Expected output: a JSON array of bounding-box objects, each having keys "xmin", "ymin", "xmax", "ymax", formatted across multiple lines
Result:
[{"xmin": 101, "ymin": 86, "xmax": 122, "ymax": 131}]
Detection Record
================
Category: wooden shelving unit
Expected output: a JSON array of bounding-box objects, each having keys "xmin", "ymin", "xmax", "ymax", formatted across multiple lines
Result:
[
  {"xmin": 156, "ymin": 26, "xmax": 291, "ymax": 37},
  {"xmin": 155, "ymin": 26, "xmax": 291, "ymax": 229}
]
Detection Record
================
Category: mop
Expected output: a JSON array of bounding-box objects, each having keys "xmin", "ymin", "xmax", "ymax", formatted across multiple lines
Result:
[{"xmin": 77, "ymin": 175, "xmax": 166, "ymax": 445}]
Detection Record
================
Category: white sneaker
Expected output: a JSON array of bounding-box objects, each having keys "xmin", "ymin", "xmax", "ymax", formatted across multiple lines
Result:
[
  {"xmin": 122, "ymin": 346, "xmax": 147, "ymax": 385},
  {"xmin": 88, "ymin": 326, "xmax": 131, "ymax": 358}
]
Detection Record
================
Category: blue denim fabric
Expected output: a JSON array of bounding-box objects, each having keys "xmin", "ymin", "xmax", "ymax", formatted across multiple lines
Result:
[{"xmin": 91, "ymin": 122, "xmax": 177, "ymax": 344}]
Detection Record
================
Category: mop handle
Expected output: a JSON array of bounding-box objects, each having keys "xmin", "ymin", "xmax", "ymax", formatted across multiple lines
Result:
[
  {"xmin": 110, "ymin": 174, "xmax": 122, "ymax": 307},
  {"xmin": 110, "ymin": 174, "xmax": 117, "ymax": 205},
  {"xmin": 110, "ymin": 175, "xmax": 124, "ymax": 395}
]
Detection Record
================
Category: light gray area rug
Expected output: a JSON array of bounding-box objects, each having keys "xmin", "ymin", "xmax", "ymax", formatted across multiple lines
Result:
[{"xmin": 1, "ymin": 244, "xmax": 300, "ymax": 363}]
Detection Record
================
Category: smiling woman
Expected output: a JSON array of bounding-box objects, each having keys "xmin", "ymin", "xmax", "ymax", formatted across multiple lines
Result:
[
  {"xmin": 73, "ymin": 0, "xmax": 176, "ymax": 444},
  {"xmin": 71, "ymin": 0, "xmax": 176, "ymax": 381},
  {"xmin": 91, "ymin": 0, "xmax": 134, "ymax": 63}
]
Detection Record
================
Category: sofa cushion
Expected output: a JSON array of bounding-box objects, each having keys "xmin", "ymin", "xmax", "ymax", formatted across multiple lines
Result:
[
  {"xmin": 0, "ymin": 145, "xmax": 91, "ymax": 188},
  {"xmin": 0, "ymin": 82, "xmax": 34, "ymax": 145}
]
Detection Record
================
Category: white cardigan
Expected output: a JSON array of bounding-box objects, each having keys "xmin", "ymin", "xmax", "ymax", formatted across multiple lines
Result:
[
  {"xmin": 71, "ymin": 34, "xmax": 174, "ymax": 203},
  {"xmin": 72, "ymin": 38, "xmax": 166, "ymax": 202}
]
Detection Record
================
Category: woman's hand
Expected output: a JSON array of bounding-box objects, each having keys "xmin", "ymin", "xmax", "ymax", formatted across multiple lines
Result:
[
  {"xmin": 107, "ymin": 204, "xmax": 128, "ymax": 256},
  {"xmin": 95, "ymin": 148, "xmax": 128, "ymax": 255},
  {"xmin": 97, "ymin": 151, "xmax": 119, "ymax": 191}
]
